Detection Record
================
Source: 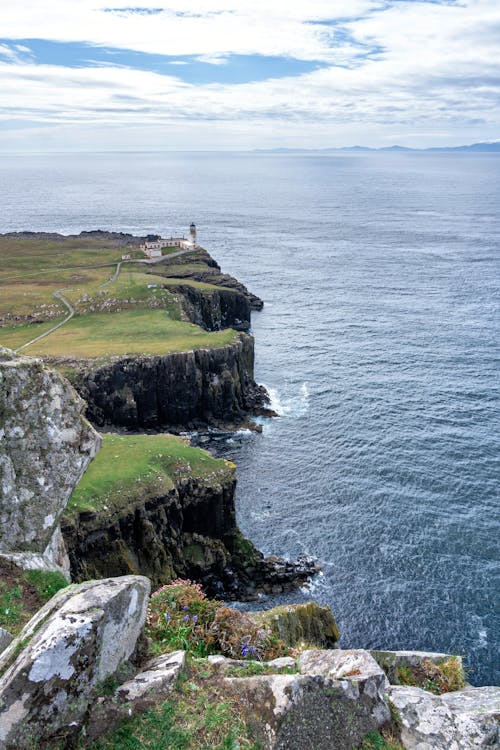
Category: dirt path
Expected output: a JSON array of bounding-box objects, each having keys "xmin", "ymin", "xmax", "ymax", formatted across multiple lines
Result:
[
  {"xmin": 15, "ymin": 290, "xmax": 75, "ymax": 353},
  {"xmin": 13, "ymin": 247, "xmax": 196, "ymax": 353}
]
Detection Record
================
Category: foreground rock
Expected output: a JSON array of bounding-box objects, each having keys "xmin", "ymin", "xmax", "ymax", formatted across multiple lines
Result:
[
  {"xmin": 0, "ymin": 576, "xmax": 150, "ymax": 750},
  {"xmin": 0, "ymin": 347, "xmax": 100, "ymax": 571},
  {"xmin": 389, "ymin": 684, "xmax": 500, "ymax": 749},
  {"xmin": 226, "ymin": 648, "xmax": 390, "ymax": 750},
  {"xmin": 87, "ymin": 650, "xmax": 186, "ymax": 740}
]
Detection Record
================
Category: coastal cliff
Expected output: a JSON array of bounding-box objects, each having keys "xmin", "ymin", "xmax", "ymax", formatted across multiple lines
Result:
[
  {"xmin": 61, "ymin": 433, "xmax": 317, "ymax": 599},
  {"xmin": 61, "ymin": 333, "xmax": 270, "ymax": 431}
]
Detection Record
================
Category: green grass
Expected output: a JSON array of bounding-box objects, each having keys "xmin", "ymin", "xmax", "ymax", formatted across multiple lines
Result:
[
  {"xmin": 13, "ymin": 309, "xmax": 239, "ymax": 358},
  {"xmin": 66, "ymin": 433, "xmax": 232, "ymax": 516},
  {"xmin": 396, "ymin": 657, "xmax": 466, "ymax": 694},
  {"xmin": 358, "ymin": 731, "xmax": 403, "ymax": 750},
  {"xmin": 0, "ymin": 565, "xmax": 68, "ymax": 635},
  {"xmin": 83, "ymin": 661, "xmax": 260, "ymax": 750}
]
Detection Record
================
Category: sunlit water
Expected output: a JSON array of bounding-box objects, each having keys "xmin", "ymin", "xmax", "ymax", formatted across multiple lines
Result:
[{"xmin": 0, "ymin": 151, "xmax": 498, "ymax": 685}]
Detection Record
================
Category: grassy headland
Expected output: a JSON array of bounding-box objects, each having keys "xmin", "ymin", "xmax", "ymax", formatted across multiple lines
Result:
[
  {"xmin": 0, "ymin": 235, "xmax": 240, "ymax": 357},
  {"xmin": 66, "ymin": 433, "xmax": 233, "ymax": 516}
]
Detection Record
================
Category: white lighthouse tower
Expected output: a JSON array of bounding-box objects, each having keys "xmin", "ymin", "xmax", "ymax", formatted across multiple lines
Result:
[{"xmin": 189, "ymin": 222, "xmax": 197, "ymax": 248}]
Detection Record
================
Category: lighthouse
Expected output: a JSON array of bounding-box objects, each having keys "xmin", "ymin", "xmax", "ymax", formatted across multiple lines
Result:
[{"xmin": 189, "ymin": 223, "xmax": 197, "ymax": 247}]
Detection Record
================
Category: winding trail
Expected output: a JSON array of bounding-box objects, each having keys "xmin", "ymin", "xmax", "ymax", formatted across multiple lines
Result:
[
  {"xmin": 15, "ymin": 290, "xmax": 75, "ymax": 353},
  {"xmin": 13, "ymin": 246, "xmax": 196, "ymax": 353}
]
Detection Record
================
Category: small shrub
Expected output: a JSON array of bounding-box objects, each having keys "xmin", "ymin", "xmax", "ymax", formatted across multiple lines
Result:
[
  {"xmin": 147, "ymin": 579, "xmax": 219, "ymax": 657},
  {"xmin": 396, "ymin": 657, "xmax": 465, "ymax": 694},
  {"xmin": 146, "ymin": 579, "xmax": 286, "ymax": 661},
  {"xmin": 211, "ymin": 606, "xmax": 285, "ymax": 661}
]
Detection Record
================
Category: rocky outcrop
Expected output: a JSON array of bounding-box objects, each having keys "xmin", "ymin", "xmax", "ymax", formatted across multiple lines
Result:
[
  {"xmin": 0, "ymin": 575, "xmax": 150, "ymax": 750},
  {"xmin": 0, "ymin": 347, "xmax": 100, "ymax": 570},
  {"xmin": 388, "ymin": 684, "xmax": 500, "ymax": 749},
  {"xmin": 156, "ymin": 247, "xmax": 264, "ymax": 310},
  {"xmin": 64, "ymin": 334, "xmax": 270, "ymax": 430},
  {"xmin": 225, "ymin": 648, "xmax": 390, "ymax": 750},
  {"xmin": 253, "ymin": 602, "xmax": 340, "ymax": 649},
  {"xmin": 61, "ymin": 472, "xmax": 318, "ymax": 600},
  {"xmin": 174, "ymin": 282, "xmax": 252, "ymax": 331},
  {"xmin": 86, "ymin": 650, "xmax": 186, "ymax": 740}
]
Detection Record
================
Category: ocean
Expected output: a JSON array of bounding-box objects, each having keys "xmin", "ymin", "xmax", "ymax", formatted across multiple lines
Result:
[{"xmin": 0, "ymin": 150, "xmax": 498, "ymax": 685}]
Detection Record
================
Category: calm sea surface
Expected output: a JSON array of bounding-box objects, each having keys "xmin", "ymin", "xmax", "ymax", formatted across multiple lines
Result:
[{"xmin": 0, "ymin": 151, "xmax": 498, "ymax": 685}]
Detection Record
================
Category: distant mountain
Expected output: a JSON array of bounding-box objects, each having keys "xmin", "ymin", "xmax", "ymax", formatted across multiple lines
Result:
[{"xmin": 254, "ymin": 141, "xmax": 500, "ymax": 153}]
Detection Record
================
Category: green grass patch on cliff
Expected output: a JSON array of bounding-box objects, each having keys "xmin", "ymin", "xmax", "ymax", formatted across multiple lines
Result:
[
  {"xmin": 0, "ymin": 559, "xmax": 68, "ymax": 635},
  {"xmin": 66, "ymin": 434, "xmax": 232, "ymax": 516},
  {"xmin": 13, "ymin": 309, "xmax": 239, "ymax": 358}
]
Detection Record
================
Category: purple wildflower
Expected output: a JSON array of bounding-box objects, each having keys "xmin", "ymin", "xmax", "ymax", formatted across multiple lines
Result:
[
  {"xmin": 192, "ymin": 615, "xmax": 198, "ymax": 623},
  {"xmin": 183, "ymin": 614, "xmax": 190, "ymax": 622},
  {"xmin": 241, "ymin": 642, "xmax": 249, "ymax": 657},
  {"xmin": 183, "ymin": 605, "xmax": 189, "ymax": 611}
]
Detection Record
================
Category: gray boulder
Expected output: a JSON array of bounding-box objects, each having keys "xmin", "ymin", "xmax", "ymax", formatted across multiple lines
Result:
[
  {"xmin": 225, "ymin": 649, "xmax": 391, "ymax": 749},
  {"xmin": 87, "ymin": 650, "xmax": 186, "ymax": 740},
  {"xmin": 0, "ymin": 629, "xmax": 12, "ymax": 656},
  {"xmin": 388, "ymin": 684, "xmax": 500, "ymax": 749},
  {"xmin": 0, "ymin": 575, "xmax": 150, "ymax": 750},
  {"xmin": 0, "ymin": 347, "xmax": 100, "ymax": 561}
]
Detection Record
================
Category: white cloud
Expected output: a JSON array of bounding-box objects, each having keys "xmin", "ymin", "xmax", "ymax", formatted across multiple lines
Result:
[{"xmin": 0, "ymin": 0, "xmax": 499, "ymax": 149}]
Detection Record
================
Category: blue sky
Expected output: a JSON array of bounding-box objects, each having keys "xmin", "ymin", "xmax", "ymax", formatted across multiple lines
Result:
[{"xmin": 0, "ymin": 1, "xmax": 499, "ymax": 151}]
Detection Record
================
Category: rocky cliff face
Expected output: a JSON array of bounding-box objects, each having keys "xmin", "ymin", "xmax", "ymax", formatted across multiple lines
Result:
[
  {"xmin": 64, "ymin": 334, "xmax": 269, "ymax": 430},
  {"xmin": 61, "ymin": 471, "xmax": 317, "ymax": 600},
  {"xmin": 174, "ymin": 283, "xmax": 252, "ymax": 332},
  {"xmin": 0, "ymin": 347, "xmax": 101, "ymax": 565}
]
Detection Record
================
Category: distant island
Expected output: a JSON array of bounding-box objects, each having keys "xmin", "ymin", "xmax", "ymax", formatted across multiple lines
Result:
[{"xmin": 254, "ymin": 140, "xmax": 500, "ymax": 153}]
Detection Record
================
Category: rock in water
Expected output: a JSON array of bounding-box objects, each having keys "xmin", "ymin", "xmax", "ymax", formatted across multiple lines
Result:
[
  {"xmin": 0, "ymin": 575, "xmax": 150, "ymax": 750},
  {"xmin": 0, "ymin": 347, "xmax": 100, "ymax": 561}
]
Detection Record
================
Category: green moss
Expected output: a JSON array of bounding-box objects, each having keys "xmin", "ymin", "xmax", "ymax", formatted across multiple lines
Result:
[
  {"xmin": 25, "ymin": 570, "xmax": 68, "ymax": 603},
  {"xmin": 252, "ymin": 602, "xmax": 339, "ymax": 650},
  {"xmin": 396, "ymin": 657, "xmax": 465, "ymax": 694},
  {"xmin": 66, "ymin": 433, "xmax": 233, "ymax": 516}
]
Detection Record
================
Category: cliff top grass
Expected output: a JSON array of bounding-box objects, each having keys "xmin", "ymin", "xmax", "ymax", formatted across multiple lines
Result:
[
  {"xmin": 66, "ymin": 433, "xmax": 234, "ymax": 517},
  {"xmin": 0, "ymin": 235, "xmax": 241, "ymax": 358},
  {"xmin": 8, "ymin": 309, "xmax": 239, "ymax": 357}
]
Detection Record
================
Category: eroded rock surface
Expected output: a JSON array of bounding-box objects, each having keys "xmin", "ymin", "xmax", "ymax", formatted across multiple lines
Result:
[
  {"xmin": 87, "ymin": 650, "xmax": 185, "ymax": 740},
  {"xmin": 0, "ymin": 347, "xmax": 100, "ymax": 557},
  {"xmin": 0, "ymin": 575, "xmax": 150, "ymax": 750},
  {"xmin": 388, "ymin": 684, "xmax": 500, "ymax": 749}
]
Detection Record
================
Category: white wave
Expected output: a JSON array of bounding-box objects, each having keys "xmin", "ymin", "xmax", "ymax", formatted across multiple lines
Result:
[{"xmin": 265, "ymin": 382, "xmax": 310, "ymax": 419}]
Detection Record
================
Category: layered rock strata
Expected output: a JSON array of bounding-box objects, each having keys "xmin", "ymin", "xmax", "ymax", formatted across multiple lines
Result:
[
  {"xmin": 63, "ymin": 334, "xmax": 270, "ymax": 431},
  {"xmin": 61, "ymin": 471, "xmax": 318, "ymax": 600}
]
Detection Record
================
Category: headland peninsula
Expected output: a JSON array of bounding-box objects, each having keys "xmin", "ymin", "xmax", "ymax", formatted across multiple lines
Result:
[{"xmin": 0, "ymin": 230, "xmax": 498, "ymax": 750}]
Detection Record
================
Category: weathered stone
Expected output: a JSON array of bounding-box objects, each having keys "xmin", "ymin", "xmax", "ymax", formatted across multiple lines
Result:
[
  {"xmin": 388, "ymin": 684, "xmax": 500, "ymax": 749},
  {"xmin": 252, "ymin": 602, "xmax": 339, "ymax": 649},
  {"xmin": 0, "ymin": 575, "xmax": 150, "ymax": 750},
  {"xmin": 298, "ymin": 649, "xmax": 390, "ymax": 727},
  {"xmin": 0, "ymin": 629, "xmax": 12, "ymax": 655},
  {"xmin": 0, "ymin": 347, "xmax": 101, "ymax": 557},
  {"xmin": 371, "ymin": 649, "xmax": 463, "ymax": 685},
  {"xmin": 87, "ymin": 650, "xmax": 185, "ymax": 740},
  {"xmin": 225, "ymin": 671, "xmax": 386, "ymax": 750}
]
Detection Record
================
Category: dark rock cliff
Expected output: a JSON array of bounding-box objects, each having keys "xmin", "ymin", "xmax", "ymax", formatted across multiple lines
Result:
[
  {"xmin": 61, "ymin": 472, "xmax": 318, "ymax": 600},
  {"xmin": 155, "ymin": 248, "xmax": 264, "ymax": 311},
  {"xmin": 63, "ymin": 334, "xmax": 270, "ymax": 431},
  {"xmin": 174, "ymin": 283, "xmax": 252, "ymax": 332}
]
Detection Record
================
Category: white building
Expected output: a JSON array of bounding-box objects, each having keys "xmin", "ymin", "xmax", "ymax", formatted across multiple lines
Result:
[{"xmin": 140, "ymin": 225, "xmax": 197, "ymax": 258}]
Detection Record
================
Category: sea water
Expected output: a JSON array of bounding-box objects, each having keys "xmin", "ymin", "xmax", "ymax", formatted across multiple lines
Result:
[{"xmin": 0, "ymin": 150, "xmax": 498, "ymax": 685}]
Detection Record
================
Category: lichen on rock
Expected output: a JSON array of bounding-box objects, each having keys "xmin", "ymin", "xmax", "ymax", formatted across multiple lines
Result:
[{"xmin": 0, "ymin": 347, "xmax": 101, "ymax": 563}]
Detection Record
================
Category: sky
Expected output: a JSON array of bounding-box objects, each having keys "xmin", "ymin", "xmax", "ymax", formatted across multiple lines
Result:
[{"xmin": 0, "ymin": 0, "xmax": 499, "ymax": 151}]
